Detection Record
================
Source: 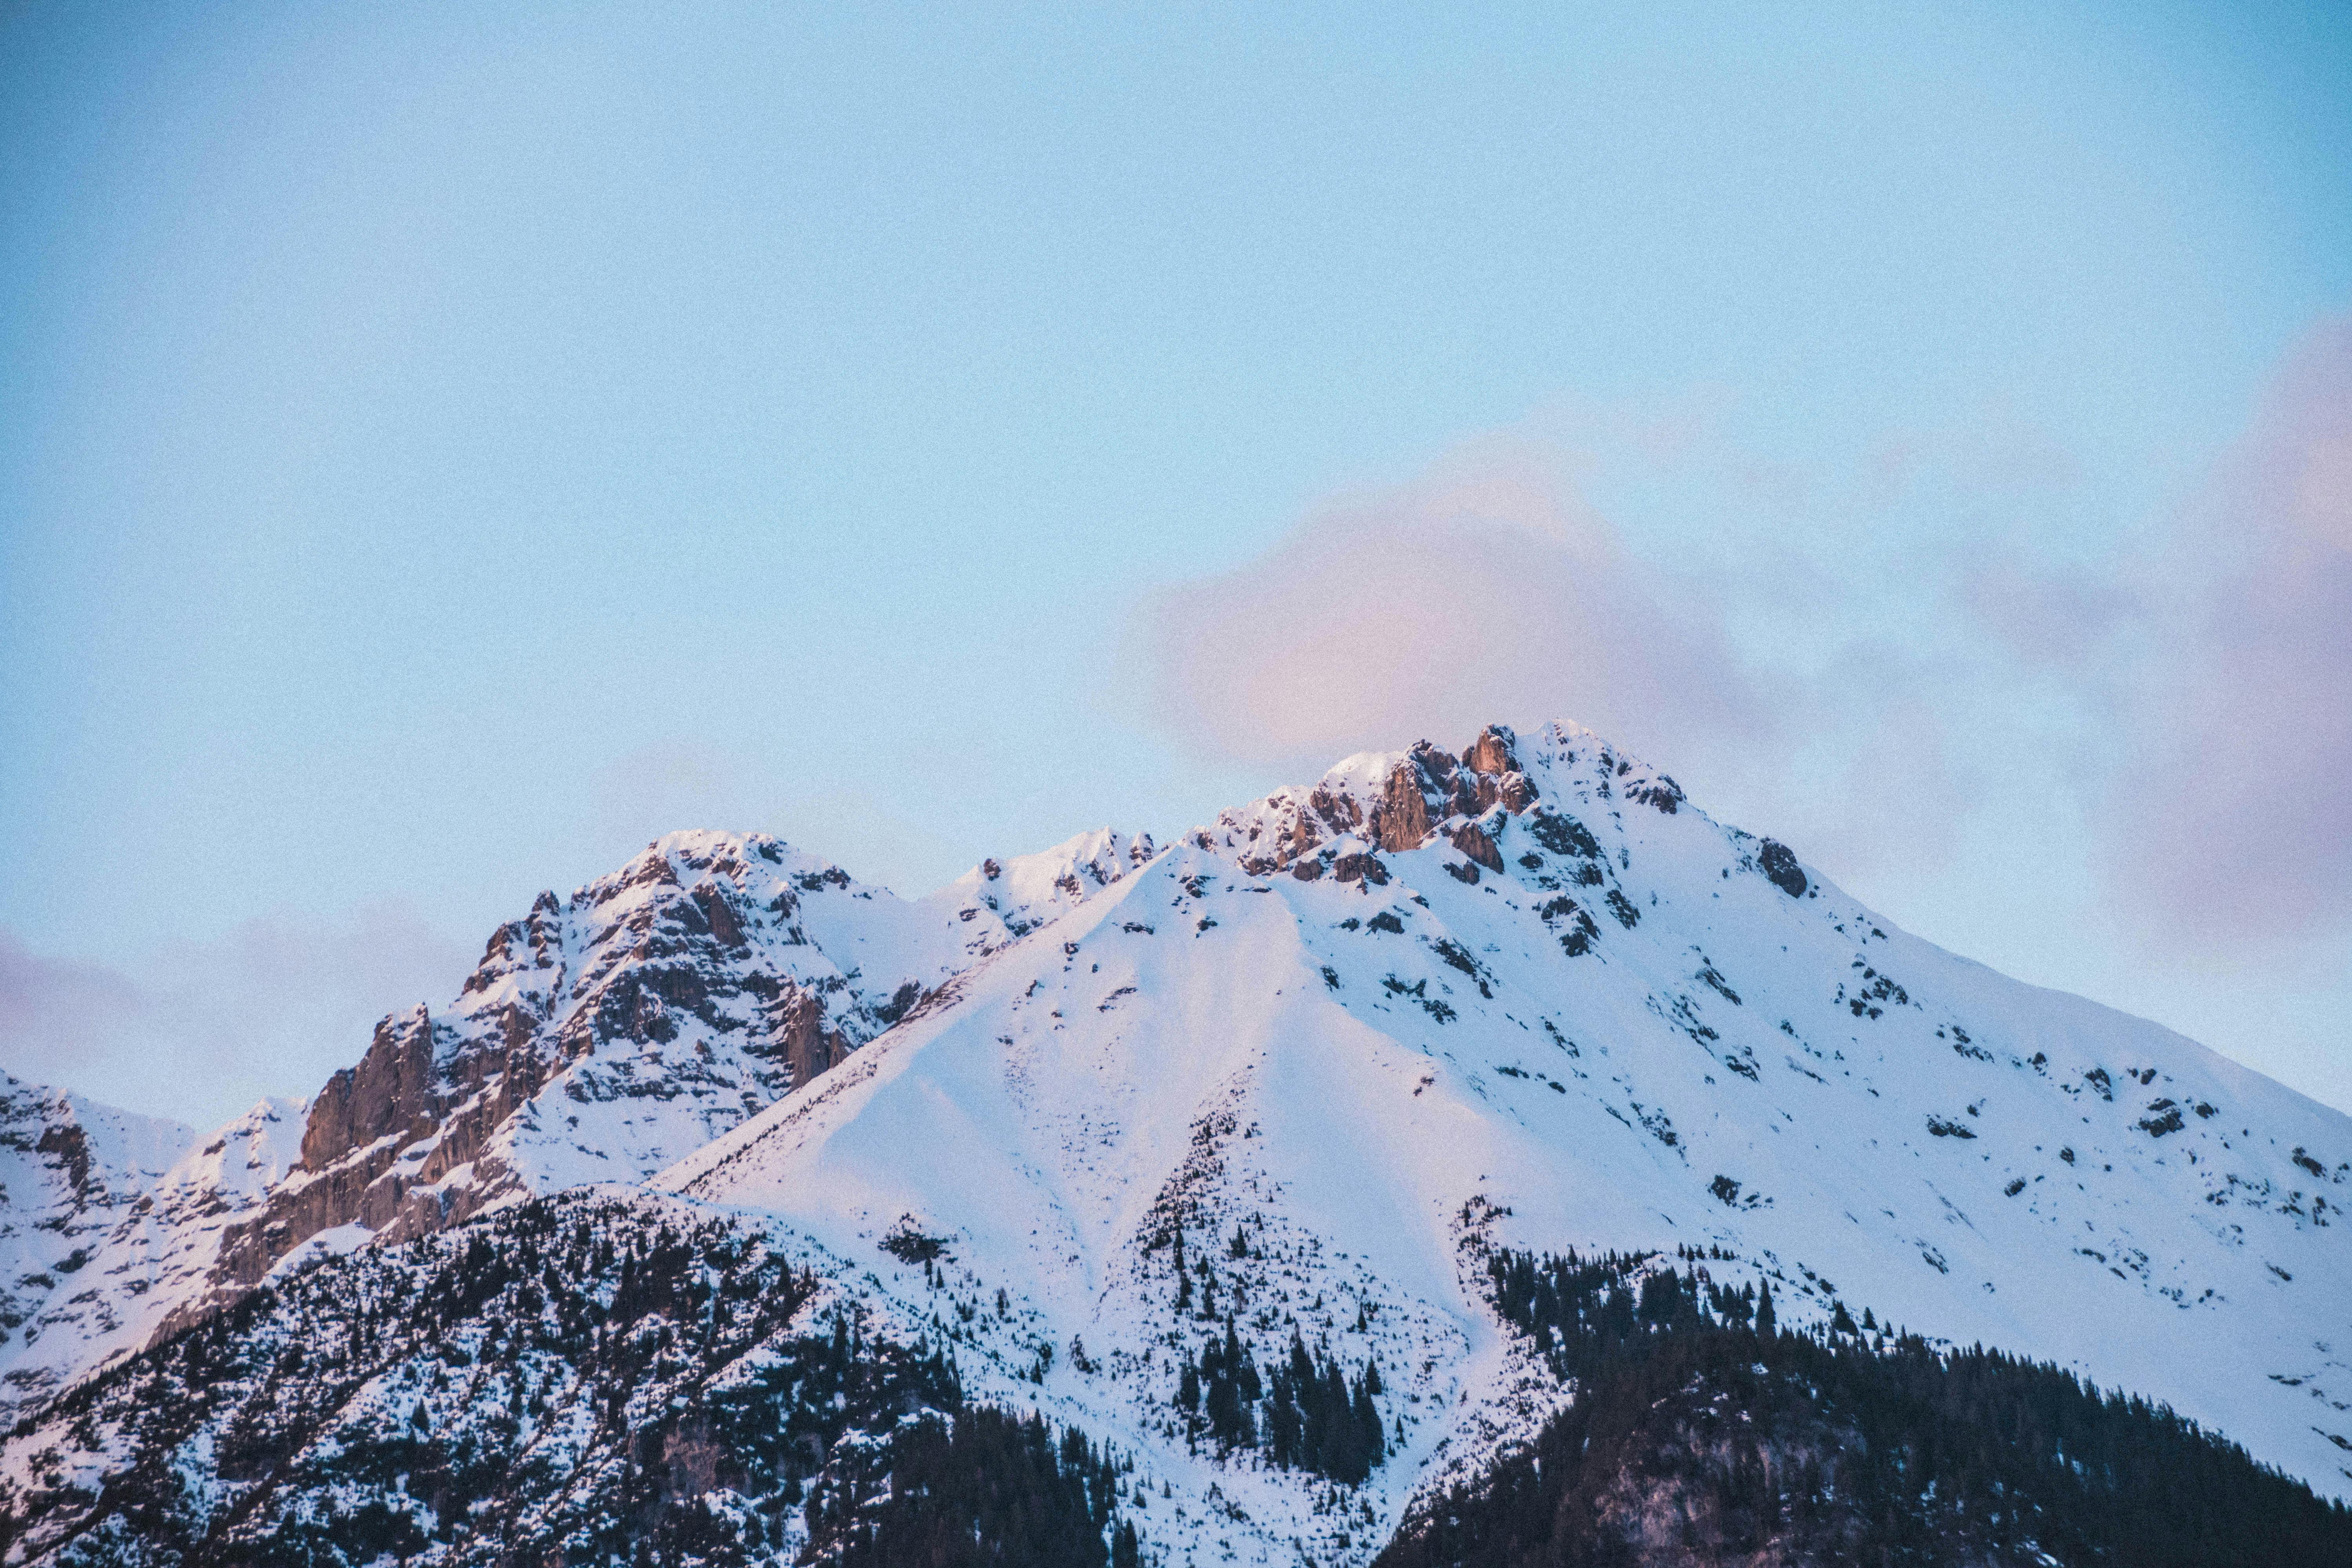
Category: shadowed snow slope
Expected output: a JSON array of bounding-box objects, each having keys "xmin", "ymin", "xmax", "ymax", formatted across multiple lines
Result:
[{"xmin": 657, "ymin": 722, "xmax": 2351, "ymax": 1563}]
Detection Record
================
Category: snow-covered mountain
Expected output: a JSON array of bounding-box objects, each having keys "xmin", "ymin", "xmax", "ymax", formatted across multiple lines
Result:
[
  {"xmin": 646, "ymin": 722, "xmax": 2350, "ymax": 1553},
  {"xmin": 0, "ymin": 1077, "xmax": 194, "ymax": 1418},
  {"xmin": 1, "ymin": 720, "xmax": 2345, "ymax": 1566},
  {"xmin": 0, "ymin": 827, "xmax": 1154, "ymax": 1422}
]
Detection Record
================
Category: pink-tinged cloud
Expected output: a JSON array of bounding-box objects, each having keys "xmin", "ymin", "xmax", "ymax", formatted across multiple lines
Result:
[
  {"xmin": 1129, "ymin": 436, "xmax": 1777, "ymax": 788},
  {"xmin": 2104, "ymin": 317, "xmax": 2352, "ymax": 948},
  {"xmin": 0, "ymin": 938, "xmax": 152, "ymax": 1080},
  {"xmin": 0, "ymin": 905, "xmax": 472, "ymax": 1129}
]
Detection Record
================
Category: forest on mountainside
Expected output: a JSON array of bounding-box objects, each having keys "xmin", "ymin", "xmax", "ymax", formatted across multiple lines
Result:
[
  {"xmin": 0, "ymin": 1195, "xmax": 1140, "ymax": 1568},
  {"xmin": 1377, "ymin": 1247, "xmax": 2352, "ymax": 1568}
]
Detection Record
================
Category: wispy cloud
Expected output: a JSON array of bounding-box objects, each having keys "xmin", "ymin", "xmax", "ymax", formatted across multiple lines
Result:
[
  {"xmin": 2099, "ymin": 316, "xmax": 2352, "ymax": 951},
  {"xmin": 0, "ymin": 905, "xmax": 472, "ymax": 1130},
  {"xmin": 1121, "ymin": 414, "xmax": 2000, "ymax": 890},
  {"xmin": 1124, "ymin": 318, "xmax": 2352, "ymax": 967},
  {"xmin": 1127, "ymin": 430, "xmax": 1779, "ymax": 786}
]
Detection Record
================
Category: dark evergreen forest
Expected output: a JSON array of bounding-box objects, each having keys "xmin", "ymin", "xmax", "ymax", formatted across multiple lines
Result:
[
  {"xmin": 0, "ymin": 1195, "xmax": 1139, "ymax": 1568},
  {"xmin": 807, "ymin": 1406, "xmax": 1140, "ymax": 1568},
  {"xmin": 1376, "ymin": 1247, "xmax": 2352, "ymax": 1568},
  {"xmin": 1162, "ymin": 1220, "xmax": 1388, "ymax": 1485}
]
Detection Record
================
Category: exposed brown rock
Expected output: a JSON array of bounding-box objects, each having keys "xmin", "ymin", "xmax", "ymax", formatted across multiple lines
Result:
[
  {"xmin": 769, "ymin": 983, "xmax": 850, "ymax": 1087},
  {"xmin": 1459, "ymin": 727, "xmax": 1541, "ymax": 817},
  {"xmin": 693, "ymin": 883, "xmax": 747, "ymax": 948},
  {"xmin": 1278, "ymin": 813, "xmax": 1319, "ymax": 863},
  {"xmin": 1374, "ymin": 759, "xmax": 1435, "ymax": 851},
  {"xmin": 1628, "ymin": 773, "xmax": 1685, "ymax": 813},
  {"xmin": 1451, "ymin": 821, "xmax": 1504, "ymax": 873},
  {"xmin": 1308, "ymin": 784, "xmax": 1363, "ymax": 833},
  {"xmin": 162, "ymin": 837, "xmax": 915, "ymax": 1354},
  {"xmin": 31, "ymin": 1122, "xmax": 91, "ymax": 1196},
  {"xmin": 299, "ymin": 1006, "xmax": 439, "ymax": 1173},
  {"xmin": 1463, "ymin": 724, "xmax": 1519, "ymax": 777}
]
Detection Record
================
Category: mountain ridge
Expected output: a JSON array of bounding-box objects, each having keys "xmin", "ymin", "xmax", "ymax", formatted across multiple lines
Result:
[
  {"xmin": 0, "ymin": 825, "xmax": 1154, "ymax": 1424},
  {"xmin": 1, "ymin": 719, "xmax": 2346, "ymax": 1566}
]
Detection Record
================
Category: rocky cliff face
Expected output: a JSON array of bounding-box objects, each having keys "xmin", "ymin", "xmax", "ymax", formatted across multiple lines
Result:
[
  {"xmin": 0, "ymin": 827, "xmax": 1098, "ymax": 1407},
  {"xmin": 184, "ymin": 831, "xmax": 992, "ymax": 1325},
  {"xmin": 650, "ymin": 718, "xmax": 2351, "ymax": 1558}
]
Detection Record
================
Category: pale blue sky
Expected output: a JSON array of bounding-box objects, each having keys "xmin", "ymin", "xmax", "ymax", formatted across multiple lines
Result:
[{"xmin": 4, "ymin": 2, "xmax": 2348, "ymax": 1125}]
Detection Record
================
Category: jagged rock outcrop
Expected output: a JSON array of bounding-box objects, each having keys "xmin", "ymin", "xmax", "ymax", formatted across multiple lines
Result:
[
  {"xmin": 657, "ymin": 718, "xmax": 2352, "ymax": 1555},
  {"xmin": 0, "ymin": 824, "xmax": 1167, "ymax": 1413},
  {"xmin": 1198, "ymin": 724, "xmax": 1566, "ymax": 880},
  {"xmin": 1450, "ymin": 820, "xmax": 1504, "ymax": 873},
  {"xmin": 0, "ymin": 835, "xmax": 957, "ymax": 1398},
  {"xmin": 1759, "ymin": 838, "xmax": 1808, "ymax": 898},
  {"xmin": 1373, "ymin": 748, "xmax": 1439, "ymax": 851},
  {"xmin": 1196, "ymin": 725, "xmax": 1675, "ymax": 947},
  {"xmin": 185, "ymin": 832, "xmax": 976, "ymax": 1310}
]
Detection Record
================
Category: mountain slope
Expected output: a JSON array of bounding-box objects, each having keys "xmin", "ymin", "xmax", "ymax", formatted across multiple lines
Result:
[{"xmin": 653, "ymin": 722, "xmax": 2350, "ymax": 1561}]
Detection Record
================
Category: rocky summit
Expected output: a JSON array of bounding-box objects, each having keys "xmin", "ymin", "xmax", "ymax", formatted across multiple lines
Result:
[{"xmin": 1, "ymin": 722, "xmax": 2347, "ymax": 1567}]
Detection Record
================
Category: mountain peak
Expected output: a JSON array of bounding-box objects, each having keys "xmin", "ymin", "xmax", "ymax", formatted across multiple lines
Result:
[
  {"xmin": 1200, "ymin": 719, "xmax": 1684, "ymax": 885},
  {"xmin": 932, "ymin": 827, "xmax": 1159, "ymax": 943},
  {"xmin": 0, "ymin": 830, "xmax": 999, "ymax": 1404},
  {"xmin": 661, "ymin": 720, "xmax": 2351, "ymax": 1540},
  {"xmin": 5, "ymin": 719, "xmax": 2347, "ymax": 1563}
]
